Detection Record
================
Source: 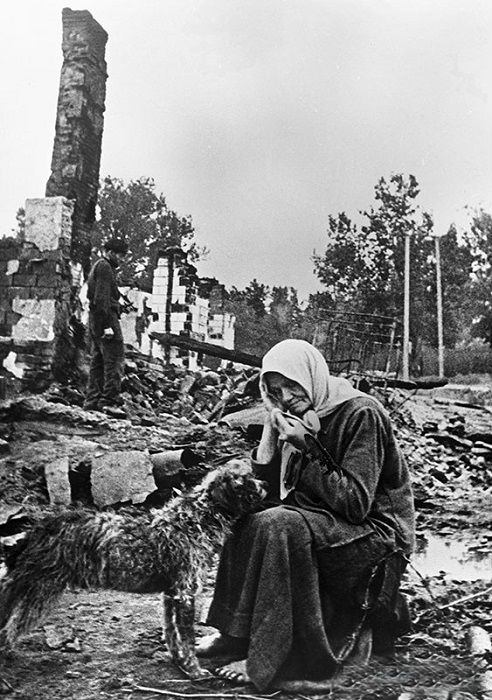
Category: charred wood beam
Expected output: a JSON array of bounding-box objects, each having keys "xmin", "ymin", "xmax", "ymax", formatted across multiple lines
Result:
[{"xmin": 150, "ymin": 332, "xmax": 262, "ymax": 368}]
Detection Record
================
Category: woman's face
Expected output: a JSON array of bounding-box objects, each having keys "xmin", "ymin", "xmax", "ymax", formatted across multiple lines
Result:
[{"xmin": 264, "ymin": 372, "xmax": 312, "ymax": 416}]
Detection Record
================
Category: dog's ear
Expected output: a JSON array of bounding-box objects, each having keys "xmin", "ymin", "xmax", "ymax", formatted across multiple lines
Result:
[
  {"xmin": 208, "ymin": 471, "xmax": 241, "ymax": 514},
  {"xmin": 208, "ymin": 465, "xmax": 265, "ymax": 516}
]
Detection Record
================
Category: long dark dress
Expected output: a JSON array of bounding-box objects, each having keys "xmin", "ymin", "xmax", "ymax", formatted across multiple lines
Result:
[{"xmin": 206, "ymin": 397, "xmax": 415, "ymax": 690}]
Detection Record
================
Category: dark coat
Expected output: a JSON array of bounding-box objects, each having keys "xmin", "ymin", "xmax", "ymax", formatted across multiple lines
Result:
[
  {"xmin": 87, "ymin": 257, "xmax": 121, "ymax": 336},
  {"xmin": 253, "ymin": 396, "xmax": 415, "ymax": 554}
]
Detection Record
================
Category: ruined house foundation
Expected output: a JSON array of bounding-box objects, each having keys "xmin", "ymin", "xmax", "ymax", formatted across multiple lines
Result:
[
  {"xmin": 146, "ymin": 248, "xmax": 235, "ymax": 370},
  {"xmin": 0, "ymin": 198, "xmax": 76, "ymax": 395},
  {"xmin": 0, "ymin": 9, "xmax": 108, "ymax": 397}
]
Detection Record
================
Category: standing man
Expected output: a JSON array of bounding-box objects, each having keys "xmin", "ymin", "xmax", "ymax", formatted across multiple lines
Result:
[{"xmin": 83, "ymin": 237, "xmax": 129, "ymax": 412}]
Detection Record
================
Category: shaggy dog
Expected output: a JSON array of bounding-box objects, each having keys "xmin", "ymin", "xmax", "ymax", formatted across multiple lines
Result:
[{"xmin": 0, "ymin": 460, "xmax": 266, "ymax": 679}]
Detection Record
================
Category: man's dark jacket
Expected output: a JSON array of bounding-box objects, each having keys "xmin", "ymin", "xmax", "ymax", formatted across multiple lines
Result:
[{"xmin": 87, "ymin": 257, "xmax": 121, "ymax": 337}]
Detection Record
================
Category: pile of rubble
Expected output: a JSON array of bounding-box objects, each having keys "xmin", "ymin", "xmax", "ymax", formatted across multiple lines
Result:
[
  {"xmin": 1, "ymin": 364, "xmax": 491, "ymax": 700},
  {"xmin": 1, "ymin": 357, "xmax": 492, "ymax": 550},
  {"xmin": 43, "ymin": 346, "xmax": 260, "ymax": 426},
  {"xmin": 381, "ymin": 390, "xmax": 492, "ymax": 542},
  {"xmin": 397, "ymin": 395, "xmax": 492, "ymax": 481}
]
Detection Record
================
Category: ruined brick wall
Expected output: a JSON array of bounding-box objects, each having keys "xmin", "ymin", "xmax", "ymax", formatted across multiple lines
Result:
[
  {"xmin": 0, "ymin": 198, "xmax": 75, "ymax": 395},
  {"xmin": 45, "ymin": 9, "xmax": 108, "ymax": 275},
  {"xmin": 148, "ymin": 249, "xmax": 236, "ymax": 369}
]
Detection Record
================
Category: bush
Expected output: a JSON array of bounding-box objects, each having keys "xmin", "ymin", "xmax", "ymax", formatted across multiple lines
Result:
[{"xmin": 420, "ymin": 341, "xmax": 492, "ymax": 378}]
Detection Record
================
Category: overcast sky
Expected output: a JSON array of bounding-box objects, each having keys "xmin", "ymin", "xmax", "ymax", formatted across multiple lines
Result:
[{"xmin": 1, "ymin": 0, "xmax": 491, "ymax": 299}]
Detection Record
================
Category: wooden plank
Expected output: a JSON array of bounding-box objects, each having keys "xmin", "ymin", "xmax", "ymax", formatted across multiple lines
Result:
[{"xmin": 149, "ymin": 331, "xmax": 262, "ymax": 367}]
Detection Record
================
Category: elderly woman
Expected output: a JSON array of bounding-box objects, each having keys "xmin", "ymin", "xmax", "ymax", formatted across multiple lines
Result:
[{"xmin": 198, "ymin": 339, "xmax": 415, "ymax": 690}]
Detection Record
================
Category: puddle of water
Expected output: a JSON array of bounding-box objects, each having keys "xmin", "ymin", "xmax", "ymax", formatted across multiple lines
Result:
[{"xmin": 413, "ymin": 534, "xmax": 492, "ymax": 580}]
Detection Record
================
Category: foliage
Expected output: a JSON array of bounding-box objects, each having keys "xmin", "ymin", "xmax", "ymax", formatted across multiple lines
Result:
[
  {"xmin": 462, "ymin": 210, "xmax": 492, "ymax": 344},
  {"xmin": 420, "ymin": 340, "xmax": 492, "ymax": 377},
  {"xmin": 228, "ymin": 279, "xmax": 270, "ymax": 318},
  {"xmin": 92, "ymin": 176, "xmax": 201, "ymax": 290},
  {"xmin": 431, "ymin": 225, "xmax": 475, "ymax": 347},
  {"xmin": 313, "ymin": 174, "xmax": 433, "ymax": 313},
  {"xmin": 13, "ymin": 207, "xmax": 25, "ymax": 240},
  {"xmin": 226, "ymin": 282, "xmax": 306, "ymax": 356},
  {"xmin": 313, "ymin": 174, "xmax": 478, "ymax": 353}
]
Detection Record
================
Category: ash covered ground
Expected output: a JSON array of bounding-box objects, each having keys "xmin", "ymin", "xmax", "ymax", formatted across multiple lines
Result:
[{"xmin": 0, "ymin": 356, "xmax": 491, "ymax": 699}]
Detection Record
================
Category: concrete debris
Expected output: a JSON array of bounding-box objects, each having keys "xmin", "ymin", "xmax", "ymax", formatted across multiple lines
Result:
[
  {"xmin": 11, "ymin": 298, "xmax": 56, "ymax": 343},
  {"xmin": 466, "ymin": 625, "xmax": 492, "ymax": 656},
  {"xmin": 219, "ymin": 403, "xmax": 267, "ymax": 429},
  {"xmin": 91, "ymin": 449, "xmax": 155, "ymax": 507},
  {"xmin": 477, "ymin": 669, "xmax": 492, "ymax": 696},
  {"xmin": 40, "ymin": 347, "xmax": 261, "ymax": 427},
  {"xmin": 0, "ymin": 503, "xmax": 25, "ymax": 528},
  {"xmin": 2, "ymin": 351, "xmax": 24, "ymax": 378},
  {"xmin": 0, "ymin": 395, "xmax": 113, "ymax": 428},
  {"xmin": 43, "ymin": 624, "xmax": 80, "ymax": 651},
  {"xmin": 65, "ymin": 638, "xmax": 82, "ymax": 653},
  {"xmin": 44, "ymin": 456, "xmax": 71, "ymax": 505}
]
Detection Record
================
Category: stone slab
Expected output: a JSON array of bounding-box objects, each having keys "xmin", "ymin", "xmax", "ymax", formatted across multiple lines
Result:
[
  {"xmin": 24, "ymin": 197, "xmax": 74, "ymax": 251},
  {"xmin": 2, "ymin": 351, "xmax": 24, "ymax": 378},
  {"xmin": 6, "ymin": 260, "xmax": 19, "ymax": 275},
  {"xmin": 11, "ymin": 298, "xmax": 56, "ymax": 342},
  {"xmin": 91, "ymin": 450, "xmax": 155, "ymax": 507},
  {"xmin": 45, "ymin": 456, "xmax": 72, "ymax": 505},
  {"xmin": 0, "ymin": 503, "xmax": 24, "ymax": 527}
]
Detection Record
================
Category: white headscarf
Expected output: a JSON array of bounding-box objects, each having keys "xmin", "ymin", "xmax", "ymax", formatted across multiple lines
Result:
[
  {"xmin": 260, "ymin": 339, "xmax": 371, "ymax": 499},
  {"xmin": 261, "ymin": 338, "xmax": 367, "ymax": 420}
]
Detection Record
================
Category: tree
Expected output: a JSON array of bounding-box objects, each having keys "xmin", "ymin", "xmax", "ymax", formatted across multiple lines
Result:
[
  {"xmin": 13, "ymin": 207, "xmax": 25, "ymax": 240},
  {"xmin": 270, "ymin": 286, "xmax": 302, "ymax": 336},
  {"xmin": 92, "ymin": 176, "xmax": 200, "ymax": 289},
  {"xmin": 462, "ymin": 210, "xmax": 492, "ymax": 344},
  {"xmin": 311, "ymin": 212, "xmax": 365, "ymax": 306},
  {"xmin": 314, "ymin": 174, "xmax": 434, "ymax": 318},
  {"xmin": 312, "ymin": 174, "xmax": 480, "ymax": 361},
  {"xmin": 429, "ymin": 226, "xmax": 475, "ymax": 347},
  {"xmin": 228, "ymin": 279, "xmax": 270, "ymax": 318},
  {"xmin": 226, "ymin": 282, "xmax": 303, "ymax": 356}
]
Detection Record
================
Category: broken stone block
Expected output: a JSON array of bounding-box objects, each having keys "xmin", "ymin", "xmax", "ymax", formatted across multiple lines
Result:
[
  {"xmin": 466, "ymin": 625, "xmax": 492, "ymax": 655},
  {"xmin": 24, "ymin": 197, "xmax": 74, "ymax": 251},
  {"xmin": 6, "ymin": 259, "xmax": 19, "ymax": 276},
  {"xmin": 219, "ymin": 402, "xmax": 267, "ymax": 429},
  {"xmin": 2, "ymin": 351, "xmax": 24, "ymax": 378},
  {"xmin": 11, "ymin": 298, "xmax": 56, "ymax": 342},
  {"xmin": 0, "ymin": 503, "xmax": 25, "ymax": 528},
  {"xmin": 65, "ymin": 637, "xmax": 82, "ymax": 653},
  {"xmin": 91, "ymin": 450, "xmax": 155, "ymax": 507},
  {"xmin": 45, "ymin": 456, "xmax": 72, "ymax": 505},
  {"xmin": 43, "ymin": 624, "xmax": 77, "ymax": 650}
]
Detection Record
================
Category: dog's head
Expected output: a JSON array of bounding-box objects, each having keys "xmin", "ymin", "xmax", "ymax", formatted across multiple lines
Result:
[{"xmin": 200, "ymin": 459, "xmax": 267, "ymax": 518}]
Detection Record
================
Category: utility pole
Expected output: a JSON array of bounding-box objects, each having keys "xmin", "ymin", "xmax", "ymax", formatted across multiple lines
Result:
[
  {"xmin": 402, "ymin": 230, "xmax": 411, "ymax": 380},
  {"xmin": 435, "ymin": 234, "xmax": 445, "ymax": 377}
]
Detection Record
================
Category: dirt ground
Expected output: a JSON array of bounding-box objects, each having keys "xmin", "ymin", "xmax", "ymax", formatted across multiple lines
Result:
[{"xmin": 0, "ymin": 387, "xmax": 491, "ymax": 700}]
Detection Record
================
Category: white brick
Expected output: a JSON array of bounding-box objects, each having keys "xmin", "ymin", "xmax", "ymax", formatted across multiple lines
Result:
[
  {"xmin": 25, "ymin": 197, "xmax": 74, "ymax": 250},
  {"xmin": 12, "ymin": 299, "xmax": 56, "ymax": 342},
  {"xmin": 153, "ymin": 285, "xmax": 168, "ymax": 296}
]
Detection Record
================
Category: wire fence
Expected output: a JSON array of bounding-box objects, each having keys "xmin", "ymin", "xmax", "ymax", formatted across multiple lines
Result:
[{"xmin": 307, "ymin": 309, "xmax": 402, "ymax": 379}]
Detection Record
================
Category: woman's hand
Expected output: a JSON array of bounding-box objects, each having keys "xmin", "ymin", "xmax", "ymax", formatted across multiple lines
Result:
[
  {"xmin": 271, "ymin": 409, "xmax": 311, "ymax": 451},
  {"xmin": 256, "ymin": 410, "xmax": 280, "ymax": 464}
]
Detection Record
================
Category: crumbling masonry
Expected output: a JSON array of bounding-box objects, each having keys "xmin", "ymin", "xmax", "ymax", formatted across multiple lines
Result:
[
  {"xmin": 0, "ymin": 10, "xmax": 107, "ymax": 396},
  {"xmin": 147, "ymin": 248, "xmax": 235, "ymax": 369},
  {"xmin": 0, "ymin": 198, "xmax": 76, "ymax": 393},
  {"xmin": 46, "ymin": 9, "xmax": 108, "ymax": 275}
]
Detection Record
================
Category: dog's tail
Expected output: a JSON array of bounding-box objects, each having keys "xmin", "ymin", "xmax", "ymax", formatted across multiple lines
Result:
[{"xmin": 0, "ymin": 509, "xmax": 121, "ymax": 647}]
